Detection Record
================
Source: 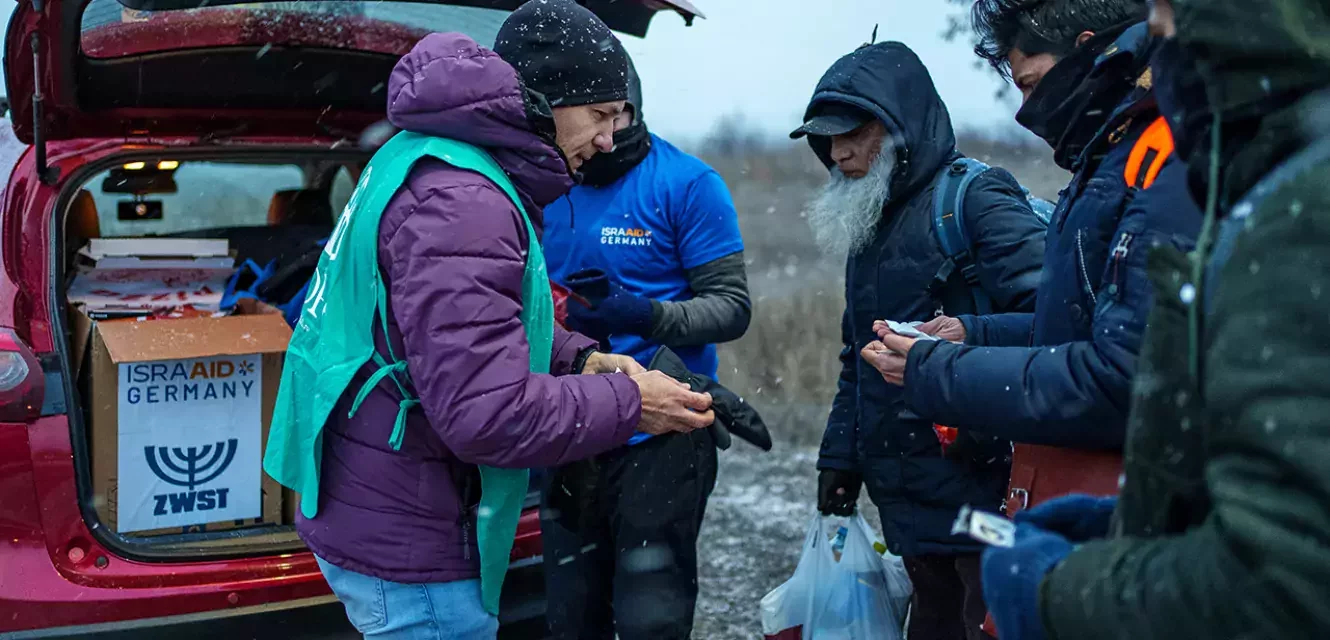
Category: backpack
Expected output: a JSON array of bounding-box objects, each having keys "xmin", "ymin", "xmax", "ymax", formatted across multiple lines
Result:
[{"xmin": 930, "ymin": 157, "xmax": 1052, "ymax": 316}]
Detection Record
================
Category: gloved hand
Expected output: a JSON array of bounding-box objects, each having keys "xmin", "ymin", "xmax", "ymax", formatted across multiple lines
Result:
[
  {"xmin": 817, "ymin": 469, "xmax": 862, "ymax": 516},
  {"xmin": 982, "ymin": 523, "xmax": 1072, "ymax": 640},
  {"xmin": 1015, "ymin": 494, "xmax": 1117, "ymax": 542},
  {"xmin": 649, "ymin": 346, "xmax": 773, "ymax": 452},
  {"xmin": 564, "ymin": 269, "xmax": 655, "ymax": 345}
]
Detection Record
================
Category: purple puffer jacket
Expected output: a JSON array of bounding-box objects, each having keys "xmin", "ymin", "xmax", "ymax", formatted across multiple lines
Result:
[{"xmin": 296, "ymin": 33, "xmax": 641, "ymax": 584}]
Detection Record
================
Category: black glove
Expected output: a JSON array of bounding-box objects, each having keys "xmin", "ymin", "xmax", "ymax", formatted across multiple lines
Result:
[
  {"xmin": 817, "ymin": 469, "xmax": 862, "ymax": 517},
  {"xmin": 648, "ymin": 346, "xmax": 773, "ymax": 452}
]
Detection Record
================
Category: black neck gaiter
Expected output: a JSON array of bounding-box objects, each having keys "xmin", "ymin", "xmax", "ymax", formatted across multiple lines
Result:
[
  {"xmin": 577, "ymin": 123, "xmax": 652, "ymax": 187},
  {"xmin": 1015, "ymin": 24, "xmax": 1142, "ymax": 170}
]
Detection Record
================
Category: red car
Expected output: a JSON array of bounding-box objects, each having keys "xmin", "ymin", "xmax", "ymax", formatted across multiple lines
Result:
[{"xmin": 0, "ymin": 0, "xmax": 699, "ymax": 637}]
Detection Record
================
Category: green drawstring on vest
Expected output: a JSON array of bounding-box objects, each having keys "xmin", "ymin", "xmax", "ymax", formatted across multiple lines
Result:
[
  {"xmin": 347, "ymin": 358, "xmax": 420, "ymax": 451},
  {"xmin": 347, "ymin": 284, "xmax": 421, "ymax": 452}
]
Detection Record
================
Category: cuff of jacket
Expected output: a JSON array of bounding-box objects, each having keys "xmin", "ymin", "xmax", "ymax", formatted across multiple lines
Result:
[
  {"xmin": 902, "ymin": 338, "xmax": 947, "ymax": 419},
  {"xmin": 602, "ymin": 373, "xmax": 645, "ymax": 445},
  {"xmin": 958, "ymin": 314, "xmax": 985, "ymax": 346},
  {"xmin": 816, "ymin": 456, "xmax": 859, "ymax": 472},
  {"xmin": 552, "ymin": 326, "xmax": 599, "ymax": 376},
  {"xmin": 1038, "ymin": 542, "xmax": 1103, "ymax": 640}
]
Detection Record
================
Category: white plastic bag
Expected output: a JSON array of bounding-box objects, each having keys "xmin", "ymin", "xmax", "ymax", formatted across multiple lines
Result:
[{"xmin": 760, "ymin": 513, "xmax": 912, "ymax": 639}]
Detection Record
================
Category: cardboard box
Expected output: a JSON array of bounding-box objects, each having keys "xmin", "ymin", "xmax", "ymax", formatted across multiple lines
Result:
[
  {"xmin": 69, "ymin": 237, "xmax": 235, "ymax": 314},
  {"xmin": 80, "ymin": 237, "xmax": 232, "ymax": 267},
  {"xmin": 88, "ymin": 309, "xmax": 290, "ymax": 535}
]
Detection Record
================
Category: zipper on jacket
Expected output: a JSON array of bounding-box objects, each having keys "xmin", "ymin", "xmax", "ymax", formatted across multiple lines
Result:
[
  {"xmin": 462, "ymin": 518, "xmax": 471, "ymax": 561},
  {"xmin": 1110, "ymin": 232, "xmax": 1134, "ymax": 293},
  {"xmin": 1076, "ymin": 229, "xmax": 1098, "ymax": 307}
]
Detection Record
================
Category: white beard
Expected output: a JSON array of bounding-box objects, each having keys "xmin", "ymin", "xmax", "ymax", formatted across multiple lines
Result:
[{"xmin": 805, "ymin": 145, "xmax": 897, "ymax": 257}]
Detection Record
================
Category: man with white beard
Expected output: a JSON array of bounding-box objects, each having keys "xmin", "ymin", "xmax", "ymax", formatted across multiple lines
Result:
[{"xmin": 793, "ymin": 42, "xmax": 1048, "ymax": 640}]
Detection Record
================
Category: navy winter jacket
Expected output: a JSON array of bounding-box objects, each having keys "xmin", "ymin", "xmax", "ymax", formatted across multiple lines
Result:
[{"xmin": 902, "ymin": 27, "xmax": 1204, "ymax": 453}]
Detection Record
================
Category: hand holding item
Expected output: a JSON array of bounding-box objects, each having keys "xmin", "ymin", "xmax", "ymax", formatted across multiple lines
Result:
[
  {"xmin": 817, "ymin": 469, "xmax": 863, "ymax": 516},
  {"xmin": 915, "ymin": 315, "xmax": 966, "ymax": 343},
  {"xmin": 861, "ymin": 340, "xmax": 910, "ymax": 386},
  {"xmin": 873, "ymin": 319, "xmax": 943, "ymax": 343},
  {"xmin": 649, "ymin": 346, "xmax": 773, "ymax": 451},
  {"xmin": 1015, "ymin": 494, "xmax": 1118, "ymax": 543},
  {"xmin": 632, "ymin": 371, "xmax": 714, "ymax": 435},
  {"xmin": 981, "ymin": 523, "xmax": 1072, "ymax": 640},
  {"xmin": 581, "ymin": 352, "xmax": 646, "ymax": 376}
]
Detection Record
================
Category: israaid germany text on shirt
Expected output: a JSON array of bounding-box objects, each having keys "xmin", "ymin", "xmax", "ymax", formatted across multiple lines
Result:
[{"xmin": 544, "ymin": 135, "xmax": 744, "ymax": 444}]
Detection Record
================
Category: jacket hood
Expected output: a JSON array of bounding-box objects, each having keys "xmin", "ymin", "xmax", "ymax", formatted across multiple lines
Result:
[
  {"xmin": 1169, "ymin": 0, "xmax": 1330, "ymax": 207},
  {"xmin": 1174, "ymin": 0, "xmax": 1330, "ymax": 124},
  {"xmin": 387, "ymin": 33, "xmax": 573, "ymax": 208},
  {"xmin": 802, "ymin": 42, "xmax": 957, "ymax": 199}
]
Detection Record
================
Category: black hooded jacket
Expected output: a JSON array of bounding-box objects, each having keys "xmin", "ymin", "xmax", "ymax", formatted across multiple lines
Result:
[{"xmin": 812, "ymin": 42, "xmax": 1047, "ymax": 556}]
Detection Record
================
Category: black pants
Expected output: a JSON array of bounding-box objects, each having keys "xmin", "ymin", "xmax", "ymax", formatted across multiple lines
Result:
[
  {"xmin": 902, "ymin": 553, "xmax": 994, "ymax": 640},
  {"xmin": 540, "ymin": 429, "xmax": 718, "ymax": 640}
]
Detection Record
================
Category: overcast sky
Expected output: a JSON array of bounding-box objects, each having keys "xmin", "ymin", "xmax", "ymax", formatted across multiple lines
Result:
[
  {"xmin": 620, "ymin": 0, "xmax": 1031, "ymax": 143},
  {"xmin": 0, "ymin": 0, "xmax": 1033, "ymax": 143}
]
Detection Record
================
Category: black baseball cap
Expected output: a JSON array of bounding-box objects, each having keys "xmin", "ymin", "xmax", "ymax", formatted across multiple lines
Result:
[{"xmin": 789, "ymin": 102, "xmax": 873, "ymax": 139}]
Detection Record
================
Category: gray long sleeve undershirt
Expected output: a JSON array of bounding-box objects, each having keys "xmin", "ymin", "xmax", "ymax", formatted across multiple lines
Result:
[{"xmin": 648, "ymin": 251, "xmax": 751, "ymax": 348}]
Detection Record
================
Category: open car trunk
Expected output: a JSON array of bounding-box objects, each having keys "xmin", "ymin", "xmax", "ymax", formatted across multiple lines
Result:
[
  {"xmin": 30, "ymin": 0, "xmax": 703, "ymax": 560},
  {"xmin": 56, "ymin": 144, "xmax": 358, "ymax": 558},
  {"xmin": 54, "ymin": 143, "xmax": 561, "ymax": 559},
  {"xmin": 5, "ymin": 0, "xmax": 702, "ymax": 145}
]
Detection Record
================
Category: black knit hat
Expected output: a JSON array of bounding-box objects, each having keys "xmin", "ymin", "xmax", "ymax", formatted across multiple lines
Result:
[{"xmin": 494, "ymin": 0, "xmax": 630, "ymax": 108}]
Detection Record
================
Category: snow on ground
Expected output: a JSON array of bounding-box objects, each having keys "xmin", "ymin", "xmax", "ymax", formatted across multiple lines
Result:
[{"xmin": 693, "ymin": 443, "xmax": 882, "ymax": 639}]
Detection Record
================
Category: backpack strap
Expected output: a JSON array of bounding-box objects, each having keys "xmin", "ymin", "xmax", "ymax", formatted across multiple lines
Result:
[{"xmin": 931, "ymin": 158, "xmax": 994, "ymax": 315}]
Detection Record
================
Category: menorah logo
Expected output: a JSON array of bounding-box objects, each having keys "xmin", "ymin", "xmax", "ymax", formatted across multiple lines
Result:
[{"xmin": 144, "ymin": 439, "xmax": 238, "ymax": 490}]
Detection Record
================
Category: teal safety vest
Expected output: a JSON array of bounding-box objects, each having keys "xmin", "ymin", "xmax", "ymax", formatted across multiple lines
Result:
[{"xmin": 263, "ymin": 131, "xmax": 554, "ymax": 615}]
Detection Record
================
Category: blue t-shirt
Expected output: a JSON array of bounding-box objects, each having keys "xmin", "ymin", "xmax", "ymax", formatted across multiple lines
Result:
[{"xmin": 544, "ymin": 135, "xmax": 744, "ymax": 443}]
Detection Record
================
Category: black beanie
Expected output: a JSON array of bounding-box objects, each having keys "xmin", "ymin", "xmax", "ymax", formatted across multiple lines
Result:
[{"xmin": 494, "ymin": 0, "xmax": 630, "ymax": 108}]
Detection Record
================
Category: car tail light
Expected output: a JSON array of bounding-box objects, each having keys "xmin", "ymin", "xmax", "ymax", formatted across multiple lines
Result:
[{"xmin": 0, "ymin": 328, "xmax": 44, "ymax": 422}]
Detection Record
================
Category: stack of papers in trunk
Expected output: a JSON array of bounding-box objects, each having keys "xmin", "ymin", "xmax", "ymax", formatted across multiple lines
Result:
[{"xmin": 68, "ymin": 238, "xmax": 235, "ymax": 317}]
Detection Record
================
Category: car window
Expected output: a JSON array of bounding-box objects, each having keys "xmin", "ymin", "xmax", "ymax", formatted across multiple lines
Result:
[
  {"xmin": 80, "ymin": 0, "xmax": 511, "ymax": 59},
  {"xmin": 88, "ymin": 161, "xmax": 305, "ymax": 236}
]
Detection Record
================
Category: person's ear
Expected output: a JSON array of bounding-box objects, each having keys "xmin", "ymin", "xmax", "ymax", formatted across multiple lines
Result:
[{"xmin": 1075, "ymin": 30, "xmax": 1096, "ymax": 47}]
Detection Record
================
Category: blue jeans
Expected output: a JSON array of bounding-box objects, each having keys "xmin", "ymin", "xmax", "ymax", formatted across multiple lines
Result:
[{"xmin": 316, "ymin": 557, "xmax": 499, "ymax": 639}]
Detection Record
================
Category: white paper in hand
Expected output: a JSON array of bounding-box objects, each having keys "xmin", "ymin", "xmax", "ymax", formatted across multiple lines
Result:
[
  {"xmin": 885, "ymin": 320, "xmax": 941, "ymax": 342},
  {"xmin": 950, "ymin": 504, "xmax": 1016, "ymax": 548}
]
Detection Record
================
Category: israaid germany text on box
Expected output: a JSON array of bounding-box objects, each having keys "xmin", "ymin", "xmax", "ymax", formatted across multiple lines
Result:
[
  {"xmin": 89, "ymin": 311, "xmax": 289, "ymax": 534},
  {"xmin": 118, "ymin": 354, "xmax": 262, "ymax": 531}
]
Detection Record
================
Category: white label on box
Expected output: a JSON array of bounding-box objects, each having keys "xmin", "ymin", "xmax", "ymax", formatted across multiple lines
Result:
[{"xmin": 116, "ymin": 354, "xmax": 263, "ymax": 532}]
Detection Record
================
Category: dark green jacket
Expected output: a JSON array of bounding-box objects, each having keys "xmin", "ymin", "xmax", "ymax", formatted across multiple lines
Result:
[{"xmin": 1040, "ymin": 1, "xmax": 1330, "ymax": 637}]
